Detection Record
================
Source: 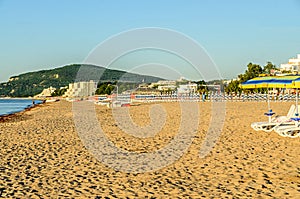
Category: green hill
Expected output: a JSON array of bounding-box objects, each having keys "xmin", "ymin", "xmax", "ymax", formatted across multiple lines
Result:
[{"xmin": 0, "ymin": 64, "xmax": 163, "ymax": 97}]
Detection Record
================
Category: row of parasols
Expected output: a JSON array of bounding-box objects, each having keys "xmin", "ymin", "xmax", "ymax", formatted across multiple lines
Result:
[{"xmin": 240, "ymin": 75, "xmax": 300, "ymax": 138}]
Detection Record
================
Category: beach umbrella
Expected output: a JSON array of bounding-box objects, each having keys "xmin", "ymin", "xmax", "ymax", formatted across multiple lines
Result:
[
  {"xmin": 286, "ymin": 77, "xmax": 300, "ymax": 119},
  {"xmin": 240, "ymin": 76, "xmax": 277, "ymax": 122},
  {"xmin": 267, "ymin": 76, "xmax": 300, "ymax": 88},
  {"xmin": 240, "ymin": 75, "xmax": 300, "ymax": 121},
  {"xmin": 267, "ymin": 76, "xmax": 297, "ymax": 108},
  {"xmin": 240, "ymin": 76, "xmax": 274, "ymax": 89},
  {"xmin": 267, "ymin": 77, "xmax": 293, "ymax": 120},
  {"xmin": 240, "ymin": 76, "xmax": 275, "ymax": 100},
  {"xmin": 268, "ymin": 76, "xmax": 300, "ymax": 118},
  {"xmin": 240, "ymin": 76, "xmax": 275, "ymax": 104}
]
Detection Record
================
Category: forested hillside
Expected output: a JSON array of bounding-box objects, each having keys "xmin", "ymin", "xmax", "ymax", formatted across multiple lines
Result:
[{"xmin": 0, "ymin": 64, "xmax": 163, "ymax": 97}]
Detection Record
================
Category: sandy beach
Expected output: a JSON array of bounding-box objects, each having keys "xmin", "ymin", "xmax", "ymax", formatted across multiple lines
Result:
[{"xmin": 0, "ymin": 100, "xmax": 299, "ymax": 198}]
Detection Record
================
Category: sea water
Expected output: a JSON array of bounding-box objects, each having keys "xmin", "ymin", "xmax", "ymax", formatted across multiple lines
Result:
[{"xmin": 0, "ymin": 99, "xmax": 42, "ymax": 116}]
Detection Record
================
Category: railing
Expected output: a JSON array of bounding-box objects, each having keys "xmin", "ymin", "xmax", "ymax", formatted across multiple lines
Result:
[
  {"xmin": 97, "ymin": 93, "xmax": 299, "ymax": 103},
  {"xmin": 130, "ymin": 94, "xmax": 298, "ymax": 102}
]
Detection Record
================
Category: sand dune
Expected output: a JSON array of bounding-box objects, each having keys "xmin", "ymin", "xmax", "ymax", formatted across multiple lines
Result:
[{"xmin": 0, "ymin": 100, "xmax": 299, "ymax": 198}]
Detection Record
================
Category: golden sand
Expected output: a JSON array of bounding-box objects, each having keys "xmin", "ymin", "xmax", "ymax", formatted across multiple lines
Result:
[{"xmin": 0, "ymin": 101, "xmax": 299, "ymax": 198}]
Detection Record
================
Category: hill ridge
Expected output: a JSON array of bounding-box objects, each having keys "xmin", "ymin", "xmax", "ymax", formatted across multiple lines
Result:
[{"xmin": 0, "ymin": 64, "xmax": 163, "ymax": 97}]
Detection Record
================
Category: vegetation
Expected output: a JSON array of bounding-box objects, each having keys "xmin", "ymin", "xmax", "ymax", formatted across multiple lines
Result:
[
  {"xmin": 95, "ymin": 82, "xmax": 116, "ymax": 95},
  {"xmin": 0, "ymin": 64, "xmax": 163, "ymax": 97},
  {"xmin": 263, "ymin": 61, "xmax": 277, "ymax": 75},
  {"xmin": 193, "ymin": 80, "xmax": 208, "ymax": 94},
  {"xmin": 225, "ymin": 62, "xmax": 277, "ymax": 95},
  {"xmin": 95, "ymin": 82, "xmax": 144, "ymax": 95},
  {"xmin": 0, "ymin": 61, "xmax": 281, "ymax": 97},
  {"xmin": 51, "ymin": 87, "xmax": 68, "ymax": 97}
]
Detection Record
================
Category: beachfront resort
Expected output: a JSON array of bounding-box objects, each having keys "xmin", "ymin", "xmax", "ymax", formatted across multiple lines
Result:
[
  {"xmin": 1, "ymin": 0, "xmax": 299, "ymax": 197},
  {"xmin": 31, "ymin": 54, "xmax": 300, "ymax": 103},
  {"xmin": 29, "ymin": 54, "xmax": 300, "ymax": 139},
  {"xmin": 1, "ymin": 55, "xmax": 300, "ymax": 198}
]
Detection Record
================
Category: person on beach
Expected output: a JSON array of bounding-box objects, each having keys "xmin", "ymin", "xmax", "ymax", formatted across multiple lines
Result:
[{"xmin": 202, "ymin": 93, "xmax": 206, "ymax": 102}]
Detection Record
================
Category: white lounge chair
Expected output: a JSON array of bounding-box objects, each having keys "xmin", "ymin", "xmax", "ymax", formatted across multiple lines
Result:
[
  {"xmin": 251, "ymin": 104, "xmax": 296, "ymax": 132},
  {"xmin": 274, "ymin": 117, "xmax": 300, "ymax": 138}
]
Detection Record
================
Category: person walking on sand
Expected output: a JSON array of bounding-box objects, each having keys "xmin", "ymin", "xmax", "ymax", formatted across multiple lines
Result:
[{"xmin": 202, "ymin": 93, "xmax": 206, "ymax": 102}]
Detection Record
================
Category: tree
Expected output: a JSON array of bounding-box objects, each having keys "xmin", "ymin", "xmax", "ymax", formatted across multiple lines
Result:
[
  {"xmin": 225, "ymin": 63, "xmax": 263, "ymax": 94},
  {"xmin": 225, "ymin": 80, "xmax": 241, "ymax": 95},
  {"xmin": 104, "ymin": 84, "xmax": 115, "ymax": 94},
  {"xmin": 194, "ymin": 80, "xmax": 208, "ymax": 94},
  {"xmin": 242, "ymin": 63, "xmax": 263, "ymax": 81},
  {"xmin": 152, "ymin": 84, "xmax": 158, "ymax": 89},
  {"xmin": 51, "ymin": 87, "xmax": 68, "ymax": 97},
  {"xmin": 263, "ymin": 62, "xmax": 277, "ymax": 74},
  {"xmin": 95, "ymin": 83, "xmax": 116, "ymax": 95}
]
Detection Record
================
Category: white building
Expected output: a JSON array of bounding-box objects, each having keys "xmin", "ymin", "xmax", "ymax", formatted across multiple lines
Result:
[
  {"xmin": 223, "ymin": 79, "xmax": 237, "ymax": 86},
  {"xmin": 64, "ymin": 80, "xmax": 97, "ymax": 97},
  {"xmin": 156, "ymin": 80, "xmax": 176, "ymax": 85},
  {"xmin": 150, "ymin": 80, "xmax": 176, "ymax": 88},
  {"xmin": 177, "ymin": 83, "xmax": 198, "ymax": 95},
  {"xmin": 280, "ymin": 54, "xmax": 300, "ymax": 73},
  {"xmin": 157, "ymin": 85, "xmax": 177, "ymax": 91}
]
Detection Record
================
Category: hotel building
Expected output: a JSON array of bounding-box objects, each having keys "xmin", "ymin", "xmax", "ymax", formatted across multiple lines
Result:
[
  {"xmin": 280, "ymin": 54, "xmax": 300, "ymax": 73},
  {"xmin": 64, "ymin": 80, "xmax": 97, "ymax": 97}
]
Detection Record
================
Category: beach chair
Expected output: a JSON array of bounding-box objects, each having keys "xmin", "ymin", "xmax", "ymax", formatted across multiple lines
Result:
[
  {"xmin": 274, "ymin": 125, "xmax": 300, "ymax": 138},
  {"xmin": 273, "ymin": 116, "xmax": 300, "ymax": 138},
  {"xmin": 251, "ymin": 104, "xmax": 296, "ymax": 132}
]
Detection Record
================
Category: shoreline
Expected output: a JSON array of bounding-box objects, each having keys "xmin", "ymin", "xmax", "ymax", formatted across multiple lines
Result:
[
  {"xmin": 0, "ymin": 101, "xmax": 44, "ymax": 122},
  {"xmin": 0, "ymin": 97, "xmax": 43, "ymax": 100}
]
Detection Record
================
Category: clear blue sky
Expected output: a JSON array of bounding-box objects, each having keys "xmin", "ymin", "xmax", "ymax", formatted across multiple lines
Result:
[{"xmin": 0, "ymin": 0, "xmax": 299, "ymax": 82}]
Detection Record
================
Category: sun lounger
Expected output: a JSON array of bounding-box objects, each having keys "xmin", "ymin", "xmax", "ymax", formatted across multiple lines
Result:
[
  {"xmin": 274, "ymin": 117, "xmax": 300, "ymax": 138},
  {"xmin": 274, "ymin": 126, "xmax": 300, "ymax": 138},
  {"xmin": 251, "ymin": 104, "xmax": 296, "ymax": 132}
]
